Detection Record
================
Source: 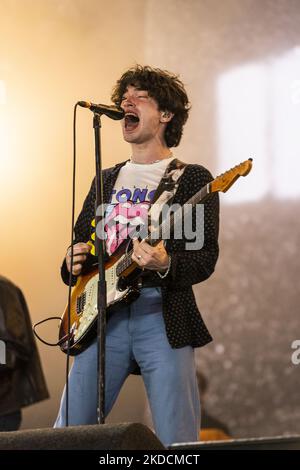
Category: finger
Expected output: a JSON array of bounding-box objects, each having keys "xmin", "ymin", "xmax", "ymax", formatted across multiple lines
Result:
[
  {"xmin": 75, "ymin": 242, "xmax": 91, "ymax": 250},
  {"xmin": 67, "ymin": 261, "xmax": 84, "ymax": 274},
  {"xmin": 68, "ymin": 247, "xmax": 90, "ymax": 256},
  {"xmin": 67, "ymin": 252, "xmax": 88, "ymax": 261},
  {"xmin": 138, "ymin": 242, "xmax": 166, "ymax": 263},
  {"xmin": 67, "ymin": 254, "xmax": 86, "ymax": 265},
  {"xmin": 66, "ymin": 256, "xmax": 87, "ymax": 273},
  {"xmin": 138, "ymin": 240, "xmax": 154, "ymax": 255},
  {"xmin": 72, "ymin": 265, "xmax": 83, "ymax": 275},
  {"xmin": 132, "ymin": 239, "xmax": 140, "ymax": 249},
  {"xmin": 66, "ymin": 259, "xmax": 83, "ymax": 275},
  {"xmin": 68, "ymin": 253, "xmax": 86, "ymax": 264},
  {"xmin": 132, "ymin": 239, "xmax": 143, "ymax": 257},
  {"xmin": 132, "ymin": 240, "xmax": 153, "ymax": 265},
  {"xmin": 69, "ymin": 256, "xmax": 87, "ymax": 266},
  {"xmin": 132, "ymin": 251, "xmax": 145, "ymax": 267},
  {"xmin": 73, "ymin": 246, "xmax": 90, "ymax": 253}
]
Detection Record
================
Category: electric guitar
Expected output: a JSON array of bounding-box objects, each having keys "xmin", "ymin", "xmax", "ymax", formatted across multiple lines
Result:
[{"xmin": 58, "ymin": 158, "xmax": 253, "ymax": 355}]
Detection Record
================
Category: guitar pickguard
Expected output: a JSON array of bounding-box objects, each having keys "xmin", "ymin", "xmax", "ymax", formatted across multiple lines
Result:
[{"xmin": 59, "ymin": 257, "xmax": 141, "ymax": 355}]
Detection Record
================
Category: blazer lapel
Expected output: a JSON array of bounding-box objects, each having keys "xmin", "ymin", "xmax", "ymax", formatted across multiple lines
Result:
[{"xmin": 103, "ymin": 160, "xmax": 128, "ymax": 204}]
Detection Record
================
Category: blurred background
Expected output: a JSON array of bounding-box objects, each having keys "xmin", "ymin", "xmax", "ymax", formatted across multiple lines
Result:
[{"xmin": 0, "ymin": 0, "xmax": 299, "ymax": 438}]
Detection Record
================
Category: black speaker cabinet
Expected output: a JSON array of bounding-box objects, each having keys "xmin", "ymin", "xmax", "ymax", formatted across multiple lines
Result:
[{"xmin": 0, "ymin": 423, "xmax": 165, "ymax": 450}]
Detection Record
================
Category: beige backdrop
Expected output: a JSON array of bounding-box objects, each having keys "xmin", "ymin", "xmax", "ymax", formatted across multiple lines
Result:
[{"xmin": 0, "ymin": 0, "xmax": 299, "ymax": 438}]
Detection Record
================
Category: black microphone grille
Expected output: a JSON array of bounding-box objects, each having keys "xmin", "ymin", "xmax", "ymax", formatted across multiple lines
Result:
[{"xmin": 77, "ymin": 101, "xmax": 91, "ymax": 108}]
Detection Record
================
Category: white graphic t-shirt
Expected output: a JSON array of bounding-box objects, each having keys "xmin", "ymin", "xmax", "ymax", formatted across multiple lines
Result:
[{"xmin": 104, "ymin": 156, "xmax": 175, "ymax": 255}]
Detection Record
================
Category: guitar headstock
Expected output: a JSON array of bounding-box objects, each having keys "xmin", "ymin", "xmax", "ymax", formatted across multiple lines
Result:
[{"xmin": 210, "ymin": 158, "xmax": 253, "ymax": 193}]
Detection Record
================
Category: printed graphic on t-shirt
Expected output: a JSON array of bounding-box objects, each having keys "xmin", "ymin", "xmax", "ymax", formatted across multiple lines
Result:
[
  {"xmin": 105, "ymin": 200, "xmax": 150, "ymax": 255},
  {"xmin": 88, "ymin": 186, "xmax": 156, "ymax": 256}
]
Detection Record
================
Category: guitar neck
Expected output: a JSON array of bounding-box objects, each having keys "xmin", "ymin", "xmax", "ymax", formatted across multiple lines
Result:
[
  {"xmin": 115, "ymin": 158, "xmax": 253, "ymax": 278},
  {"xmin": 115, "ymin": 183, "xmax": 211, "ymax": 277}
]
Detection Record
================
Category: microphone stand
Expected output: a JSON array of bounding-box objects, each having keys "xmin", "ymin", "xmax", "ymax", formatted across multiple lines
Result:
[{"xmin": 93, "ymin": 112, "xmax": 106, "ymax": 424}]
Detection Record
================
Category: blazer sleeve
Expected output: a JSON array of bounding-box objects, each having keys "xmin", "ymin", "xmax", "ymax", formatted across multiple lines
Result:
[
  {"xmin": 164, "ymin": 164, "xmax": 219, "ymax": 289},
  {"xmin": 61, "ymin": 177, "xmax": 96, "ymax": 285}
]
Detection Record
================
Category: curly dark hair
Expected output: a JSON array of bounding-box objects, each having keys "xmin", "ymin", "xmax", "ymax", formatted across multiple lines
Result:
[{"xmin": 111, "ymin": 65, "xmax": 190, "ymax": 148}]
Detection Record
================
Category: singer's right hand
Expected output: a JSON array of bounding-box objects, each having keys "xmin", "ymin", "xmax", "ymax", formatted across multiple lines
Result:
[{"xmin": 66, "ymin": 242, "xmax": 91, "ymax": 275}]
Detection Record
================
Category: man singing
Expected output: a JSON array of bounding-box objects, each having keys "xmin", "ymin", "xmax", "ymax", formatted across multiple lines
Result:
[{"xmin": 55, "ymin": 65, "xmax": 219, "ymax": 446}]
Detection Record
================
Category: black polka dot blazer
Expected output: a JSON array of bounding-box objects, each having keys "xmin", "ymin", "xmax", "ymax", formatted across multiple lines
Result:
[{"xmin": 61, "ymin": 160, "xmax": 219, "ymax": 349}]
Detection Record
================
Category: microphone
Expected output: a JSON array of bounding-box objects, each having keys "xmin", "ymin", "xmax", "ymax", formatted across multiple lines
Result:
[{"xmin": 78, "ymin": 101, "xmax": 124, "ymax": 120}]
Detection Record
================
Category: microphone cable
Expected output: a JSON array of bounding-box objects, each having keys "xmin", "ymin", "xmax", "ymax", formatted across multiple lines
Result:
[
  {"xmin": 32, "ymin": 104, "xmax": 78, "ymax": 426},
  {"xmin": 64, "ymin": 103, "xmax": 79, "ymax": 426}
]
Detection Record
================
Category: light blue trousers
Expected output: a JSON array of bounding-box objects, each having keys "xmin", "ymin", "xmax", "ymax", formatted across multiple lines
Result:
[{"xmin": 54, "ymin": 287, "xmax": 200, "ymax": 446}]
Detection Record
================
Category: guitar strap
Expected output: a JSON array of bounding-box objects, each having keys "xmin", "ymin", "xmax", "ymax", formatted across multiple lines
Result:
[{"xmin": 148, "ymin": 157, "xmax": 187, "ymax": 228}]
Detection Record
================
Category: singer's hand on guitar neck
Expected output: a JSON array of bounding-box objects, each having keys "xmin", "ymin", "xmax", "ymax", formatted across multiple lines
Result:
[{"xmin": 66, "ymin": 242, "xmax": 91, "ymax": 276}]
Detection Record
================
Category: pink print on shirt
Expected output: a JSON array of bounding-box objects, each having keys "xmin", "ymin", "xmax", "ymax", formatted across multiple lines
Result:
[
  {"xmin": 103, "ymin": 186, "xmax": 156, "ymax": 255},
  {"xmin": 105, "ymin": 200, "xmax": 150, "ymax": 255}
]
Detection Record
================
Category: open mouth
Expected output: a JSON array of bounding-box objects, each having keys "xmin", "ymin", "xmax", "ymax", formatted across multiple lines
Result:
[{"xmin": 124, "ymin": 113, "xmax": 140, "ymax": 131}]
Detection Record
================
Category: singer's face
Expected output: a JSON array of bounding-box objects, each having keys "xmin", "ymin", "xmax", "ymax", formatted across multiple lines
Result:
[{"xmin": 120, "ymin": 86, "xmax": 166, "ymax": 145}]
